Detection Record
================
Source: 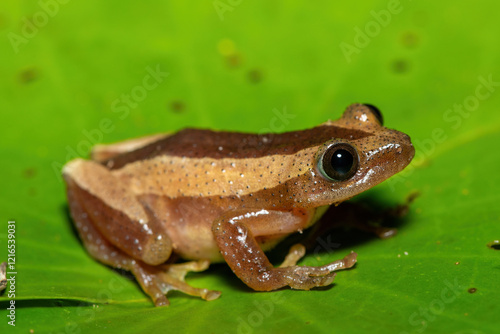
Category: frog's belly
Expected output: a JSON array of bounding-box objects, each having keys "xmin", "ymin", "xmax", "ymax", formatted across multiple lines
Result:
[
  {"xmin": 146, "ymin": 195, "xmax": 291, "ymax": 263},
  {"xmin": 167, "ymin": 214, "xmax": 224, "ymax": 262},
  {"xmin": 167, "ymin": 221, "xmax": 288, "ymax": 263},
  {"xmin": 147, "ymin": 196, "xmax": 225, "ymax": 262}
]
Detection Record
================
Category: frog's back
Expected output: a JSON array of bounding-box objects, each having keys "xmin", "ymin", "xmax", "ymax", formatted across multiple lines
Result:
[{"xmin": 105, "ymin": 126, "xmax": 371, "ymax": 170}]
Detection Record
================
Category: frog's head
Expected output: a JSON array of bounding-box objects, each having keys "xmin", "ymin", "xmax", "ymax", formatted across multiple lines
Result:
[{"xmin": 299, "ymin": 103, "xmax": 415, "ymax": 206}]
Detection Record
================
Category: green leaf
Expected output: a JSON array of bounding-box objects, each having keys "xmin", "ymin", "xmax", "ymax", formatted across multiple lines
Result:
[{"xmin": 1, "ymin": 1, "xmax": 499, "ymax": 333}]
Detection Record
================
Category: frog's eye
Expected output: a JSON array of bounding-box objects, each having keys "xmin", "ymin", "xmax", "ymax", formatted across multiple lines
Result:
[
  {"xmin": 363, "ymin": 104, "xmax": 384, "ymax": 125},
  {"xmin": 318, "ymin": 143, "xmax": 359, "ymax": 181}
]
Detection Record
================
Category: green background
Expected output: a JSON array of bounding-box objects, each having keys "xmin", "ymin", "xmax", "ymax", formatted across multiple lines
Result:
[{"xmin": 1, "ymin": 0, "xmax": 499, "ymax": 333}]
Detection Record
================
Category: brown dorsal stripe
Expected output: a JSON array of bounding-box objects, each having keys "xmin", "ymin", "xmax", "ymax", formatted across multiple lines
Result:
[{"xmin": 106, "ymin": 125, "xmax": 371, "ymax": 170}]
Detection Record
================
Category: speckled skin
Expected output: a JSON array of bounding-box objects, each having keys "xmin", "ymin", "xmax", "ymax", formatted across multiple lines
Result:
[{"xmin": 63, "ymin": 103, "xmax": 414, "ymax": 306}]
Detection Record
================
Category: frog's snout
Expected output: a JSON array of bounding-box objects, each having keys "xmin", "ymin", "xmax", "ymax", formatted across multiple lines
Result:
[
  {"xmin": 371, "ymin": 130, "xmax": 415, "ymax": 174},
  {"xmin": 401, "ymin": 133, "xmax": 415, "ymax": 165}
]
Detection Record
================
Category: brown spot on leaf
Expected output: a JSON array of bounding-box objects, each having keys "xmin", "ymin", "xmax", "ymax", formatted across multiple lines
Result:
[
  {"xmin": 19, "ymin": 68, "xmax": 38, "ymax": 84},
  {"xmin": 170, "ymin": 100, "xmax": 185, "ymax": 113},
  {"xmin": 401, "ymin": 31, "xmax": 419, "ymax": 48},
  {"xmin": 248, "ymin": 69, "xmax": 263, "ymax": 83},
  {"xmin": 225, "ymin": 53, "xmax": 242, "ymax": 68},
  {"xmin": 391, "ymin": 59, "xmax": 410, "ymax": 74},
  {"xmin": 23, "ymin": 168, "xmax": 36, "ymax": 178}
]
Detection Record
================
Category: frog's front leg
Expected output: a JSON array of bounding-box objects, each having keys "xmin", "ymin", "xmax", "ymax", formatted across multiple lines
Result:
[{"xmin": 212, "ymin": 209, "xmax": 357, "ymax": 291}]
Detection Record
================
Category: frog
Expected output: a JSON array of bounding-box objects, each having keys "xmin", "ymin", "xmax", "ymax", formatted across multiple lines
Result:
[{"xmin": 62, "ymin": 103, "xmax": 414, "ymax": 306}]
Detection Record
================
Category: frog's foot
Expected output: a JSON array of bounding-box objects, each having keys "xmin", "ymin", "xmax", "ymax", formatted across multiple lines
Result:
[
  {"xmin": 383, "ymin": 191, "xmax": 420, "ymax": 218},
  {"xmin": 159, "ymin": 260, "xmax": 222, "ymax": 302},
  {"xmin": 132, "ymin": 260, "xmax": 221, "ymax": 307},
  {"xmin": 368, "ymin": 191, "xmax": 420, "ymax": 238},
  {"xmin": 279, "ymin": 244, "xmax": 306, "ymax": 267},
  {"xmin": 303, "ymin": 191, "xmax": 420, "ymax": 243},
  {"xmin": 276, "ymin": 243, "xmax": 357, "ymax": 290},
  {"xmin": 278, "ymin": 251, "xmax": 357, "ymax": 290},
  {"xmin": 280, "ymin": 244, "xmax": 357, "ymax": 270},
  {"xmin": 361, "ymin": 225, "xmax": 398, "ymax": 239}
]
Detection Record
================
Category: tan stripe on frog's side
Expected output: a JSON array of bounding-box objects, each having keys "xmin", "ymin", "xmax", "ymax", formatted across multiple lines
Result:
[{"xmin": 113, "ymin": 147, "xmax": 320, "ymax": 198}]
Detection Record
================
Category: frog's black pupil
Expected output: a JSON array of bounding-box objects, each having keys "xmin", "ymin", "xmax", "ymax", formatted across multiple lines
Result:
[
  {"xmin": 330, "ymin": 149, "xmax": 354, "ymax": 176},
  {"xmin": 319, "ymin": 143, "xmax": 358, "ymax": 181}
]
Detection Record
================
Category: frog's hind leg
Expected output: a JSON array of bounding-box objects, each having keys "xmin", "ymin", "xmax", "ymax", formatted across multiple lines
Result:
[
  {"xmin": 67, "ymin": 181, "xmax": 167, "ymax": 305},
  {"xmin": 66, "ymin": 174, "xmax": 220, "ymax": 306},
  {"xmin": 142, "ymin": 261, "xmax": 221, "ymax": 302},
  {"xmin": 64, "ymin": 159, "xmax": 173, "ymax": 266}
]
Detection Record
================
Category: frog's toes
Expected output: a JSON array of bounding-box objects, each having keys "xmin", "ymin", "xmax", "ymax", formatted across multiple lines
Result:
[
  {"xmin": 158, "ymin": 261, "xmax": 221, "ymax": 303},
  {"xmin": 196, "ymin": 287, "xmax": 221, "ymax": 301},
  {"xmin": 321, "ymin": 251, "xmax": 357, "ymax": 272},
  {"xmin": 279, "ymin": 244, "xmax": 306, "ymax": 267},
  {"xmin": 341, "ymin": 251, "xmax": 357, "ymax": 268},
  {"xmin": 160, "ymin": 277, "xmax": 221, "ymax": 303},
  {"xmin": 283, "ymin": 251, "xmax": 357, "ymax": 290},
  {"xmin": 162, "ymin": 259, "xmax": 211, "ymax": 281},
  {"xmin": 285, "ymin": 267, "xmax": 336, "ymax": 290},
  {"xmin": 376, "ymin": 227, "xmax": 398, "ymax": 239},
  {"xmin": 132, "ymin": 260, "xmax": 221, "ymax": 306}
]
